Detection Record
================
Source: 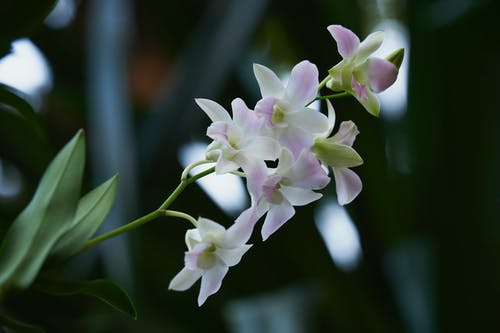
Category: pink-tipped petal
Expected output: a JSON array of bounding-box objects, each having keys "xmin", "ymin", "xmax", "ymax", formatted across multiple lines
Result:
[
  {"xmin": 285, "ymin": 150, "xmax": 330, "ymax": 189},
  {"xmin": 356, "ymin": 31, "xmax": 384, "ymax": 61},
  {"xmin": 333, "ymin": 167, "xmax": 362, "ymax": 205},
  {"xmin": 367, "ymin": 58, "xmax": 398, "ymax": 93},
  {"xmin": 225, "ymin": 206, "xmax": 263, "ymax": 245},
  {"xmin": 207, "ymin": 122, "xmax": 230, "ymax": 144},
  {"xmin": 285, "ymin": 60, "xmax": 319, "ymax": 106},
  {"xmin": 198, "ymin": 264, "xmax": 229, "ymax": 306},
  {"xmin": 261, "ymin": 203, "xmax": 295, "ymax": 240},
  {"xmin": 168, "ymin": 267, "xmax": 203, "ymax": 291},
  {"xmin": 327, "ymin": 25, "xmax": 360, "ymax": 59},
  {"xmin": 253, "ymin": 63, "xmax": 285, "ymax": 98},
  {"xmin": 195, "ymin": 98, "xmax": 231, "ymax": 122}
]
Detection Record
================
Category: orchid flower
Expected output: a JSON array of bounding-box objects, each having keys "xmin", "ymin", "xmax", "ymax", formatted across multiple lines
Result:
[
  {"xmin": 326, "ymin": 24, "xmax": 399, "ymax": 116},
  {"xmin": 245, "ymin": 147, "xmax": 330, "ymax": 240},
  {"xmin": 168, "ymin": 217, "xmax": 252, "ymax": 306},
  {"xmin": 253, "ymin": 60, "xmax": 329, "ymax": 157},
  {"xmin": 312, "ymin": 100, "xmax": 363, "ymax": 205},
  {"xmin": 196, "ymin": 97, "xmax": 280, "ymax": 174}
]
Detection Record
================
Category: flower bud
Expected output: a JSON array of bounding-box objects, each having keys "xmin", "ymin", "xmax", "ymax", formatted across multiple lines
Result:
[{"xmin": 385, "ymin": 48, "xmax": 404, "ymax": 70}]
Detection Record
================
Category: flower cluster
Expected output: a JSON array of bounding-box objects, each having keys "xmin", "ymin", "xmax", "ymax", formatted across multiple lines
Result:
[{"xmin": 169, "ymin": 24, "xmax": 403, "ymax": 305}]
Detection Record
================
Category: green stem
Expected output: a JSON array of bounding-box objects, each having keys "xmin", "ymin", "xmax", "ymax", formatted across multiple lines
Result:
[
  {"xmin": 161, "ymin": 209, "xmax": 198, "ymax": 227},
  {"xmin": 75, "ymin": 166, "xmax": 216, "ymax": 255},
  {"xmin": 318, "ymin": 75, "xmax": 331, "ymax": 91},
  {"xmin": 316, "ymin": 92, "xmax": 350, "ymax": 101},
  {"xmin": 181, "ymin": 159, "xmax": 212, "ymax": 181}
]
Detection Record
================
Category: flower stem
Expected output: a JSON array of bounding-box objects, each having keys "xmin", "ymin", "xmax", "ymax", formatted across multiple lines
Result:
[
  {"xmin": 318, "ymin": 75, "xmax": 331, "ymax": 91},
  {"xmin": 75, "ymin": 166, "xmax": 216, "ymax": 256},
  {"xmin": 160, "ymin": 210, "xmax": 198, "ymax": 227},
  {"xmin": 316, "ymin": 92, "xmax": 350, "ymax": 101}
]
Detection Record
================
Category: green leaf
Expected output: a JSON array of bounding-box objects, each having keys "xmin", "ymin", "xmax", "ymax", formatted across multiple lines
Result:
[
  {"xmin": 51, "ymin": 174, "xmax": 119, "ymax": 256},
  {"xmin": 0, "ymin": 313, "xmax": 45, "ymax": 333},
  {"xmin": 33, "ymin": 279, "xmax": 137, "ymax": 319},
  {"xmin": 0, "ymin": 130, "xmax": 85, "ymax": 289},
  {"xmin": 312, "ymin": 140, "xmax": 363, "ymax": 168}
]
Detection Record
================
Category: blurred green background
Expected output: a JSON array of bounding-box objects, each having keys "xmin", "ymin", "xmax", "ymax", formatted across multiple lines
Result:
[{"xmin": 0, "ymin": 0, "xmax": 499, "ymax": 332}]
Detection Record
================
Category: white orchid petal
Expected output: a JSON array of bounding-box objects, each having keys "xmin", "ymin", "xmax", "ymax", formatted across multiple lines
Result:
[
  {"xmin": 286, "ymin": 107, "xmax": 329, "ymax": 134},
  {"xmin": 168, "ymin": 267, "xmax": 202, "ymax": 291},
  {"xmin": 215, "ymin": 156, "xmax": 240, "ymax": 175},
  {"xmin": 197, "ymin": 218, "xmax": 226, "ymax": 239},
  {"xmin": 356, "ymin": 31, "xmax": 384, "ymax": 62},
  {"xmin": 285, "ymin": 60, "xmax": 319, "ymax": 106},
  {"xmin": 279, "ymin": 127, "xmax": 314, "ymax": 158},
  {"xmin": 333, "ymin": 167, "xmax": 362, "ymax": 205},
  {"xmin": 225, "ymin": 206, "xmax": 263, "ymax": 245},
  {"xmin": 253, "ymin": 63, "xmax": 285, "ymax": 98},
  {"xmin": 216, "ymin": 244, "xmax": 252, "ymax": 267},
  {"xmin": 321, "ymin": 99, "xmax": 336, "ymax": 138},
  {"xmin": 280, "ymin": 186, "xmax": 323, "ymax": 206},
  {"xmin": 198, "ymin": 264, "xmax": 229, "ymax": 306},
  {"xmin": 261, "ymin": 203, "xmax": 295, "ymax": 241},
  {"xmin": 327, "ymin": 25, "xmax": 360, "ymax": 59},
  {"xmin": 244, "ymin": 137, "xmax": 281, "ymax": 161},
  {"xmin": 195, "ymin": 98, "xmax": 231, "ymax": 122}
]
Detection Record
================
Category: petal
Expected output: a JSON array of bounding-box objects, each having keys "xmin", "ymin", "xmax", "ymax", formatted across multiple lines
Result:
[
  {"xmin": 312, "ymin": 139, "xmax": 363, "ymax": 168},
  {"xmin": 215, "ymin": 156, "xmax": 240, "ymax": 174},
  {"xmin": 261, "ymin": 202, "xmax": 295, "ymax": 240},
  {"xmin": 225, "ymin": 206, "xmax": 263, "ymax": 245},
  {"xmin": 216, "ymin": 244, "xmax": 252, "ymax": 267},
  {"xmin": 198, "ymin": 264, "xmax": 229, "ymax": 306},
  {"xmin": 206, "ymin": 122, "xmax": 230, "ymax": 144},
  {"xmin": 195, "ymin": 98, "xmax": 231, "ymax": 122},
  {"xmin": 168, "ymin": 267, "xmax": 203, "ymax": 291},
  {"xmin": 354, "ymin": 87, "xmax": 380, "ymax": 117},
  {"xmin": 320, "ymin": 99, "xmax": 336, "ymax": 138},
  {"xmin": 356, "ymin": 31, "xmax": 384, "ymax": 62},
  {"xmin": 284, "ymin": 150, "xmax": 330, "ymax": 189},
  {"xmin": 327, "ymin": 25, "xmax": 360, "ymax": 59},
  {"xmin": 275, "ymin": 147, "xmax": 295, "ymax": 175},
  {"xmin": 253, "ymin": 63, "xmax": 285, "ymax": 98},
  {"xmin": 367, "ymin": 57, "xmax": 398, "ymax": 93},
  {"xmin": 239, "ymin": 158, "xmax": 268, "ymax": 202},
  {"xmin": 243, "ymin": 136, "xmax": 281, "ymax": 161},
  {"xmin": 331, "ymin": 120, "xmax": 360, "ymax": 147},
  {"xmin": 280, "ymin": 186, "xmax": 323, "ymax": 206},
  {"xmin": 285, "ymin": 60, "xmax": 319, "ymax": 106},
  {"xmin": 231, "ymin": 98, "xmax": 260, "ymax": 131},
  {"xmin": 254, "ymin": 96, "xmax": 278, "ymax": 127},
  {"xmin": 185, "ymin": 229, "xmax": 201, "ymax": 250},
  {"xmin": 197, "ymin": 217, "xmax": 227, "ymax": 239},
  {"xmin": 279, "ymin": 127, "xmax": 314, "ymax": 158},
  {"xmin": 185, "ymin": 242, "xmax": 213, "ymax": 269},
  {"xmin": 333, "ymin": 167, "xmax": 362, "ymax": 205},
  {"xmin": 286, "ymin": 107, "xmax": 329, "ymax": 134}
]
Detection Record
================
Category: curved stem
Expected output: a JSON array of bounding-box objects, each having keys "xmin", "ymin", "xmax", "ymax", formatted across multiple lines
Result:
[
  {"xmin": 75, "ymin": 166, "xmax": 216, "ymax": 256},
  {"xmin": 181, "ymin": 159, "xmax": 212, "ymax": 181},
  {"xmin": 318, "ymin": 75, "xmax": 331, "ymax": 91},
  {"xmin": 160, "ymin": 209, "xmax": 198, "ymax": 227}
]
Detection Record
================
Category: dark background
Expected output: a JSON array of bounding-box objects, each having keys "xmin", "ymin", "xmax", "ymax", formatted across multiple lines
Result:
[{"xmin": 0, "ymin": 0, "xmax": 499, "ymax": 332}]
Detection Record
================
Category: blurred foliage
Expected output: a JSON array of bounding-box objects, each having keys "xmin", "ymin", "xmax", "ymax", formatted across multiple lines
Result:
[{"xmin": 0, "ymin": 0, "xmax": 499, "ymax": 332}]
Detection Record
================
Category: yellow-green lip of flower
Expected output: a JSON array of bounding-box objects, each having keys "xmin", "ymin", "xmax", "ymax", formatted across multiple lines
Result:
[{"xmin": 312, "ymin": 138, "xmax": 363, "ymax": 168}]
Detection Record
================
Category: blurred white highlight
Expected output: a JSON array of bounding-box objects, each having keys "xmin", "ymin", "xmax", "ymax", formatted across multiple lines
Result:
[
  {"xmin": 315, "ymin": 203, "xmax": 362, "ymax": 271},
  {"xmin": 372, "ymin": 19, "xmax": 410, "ymax": 119},
  {"xmin": 0, "ymin": 39, "xmax": 52, "ymax": 108},
  {"xmin": 0, "ymin": 160, "xmax": 23, "ymax": 199},
  {"xmin": 179, "ymin": 142, "xmax": 247, "ymax": 215}
]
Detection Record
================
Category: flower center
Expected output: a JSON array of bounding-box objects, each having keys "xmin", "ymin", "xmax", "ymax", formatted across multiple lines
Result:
[{"xmin": 197, "ymin": 243, "xmax": 217, "ymax": 270}]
